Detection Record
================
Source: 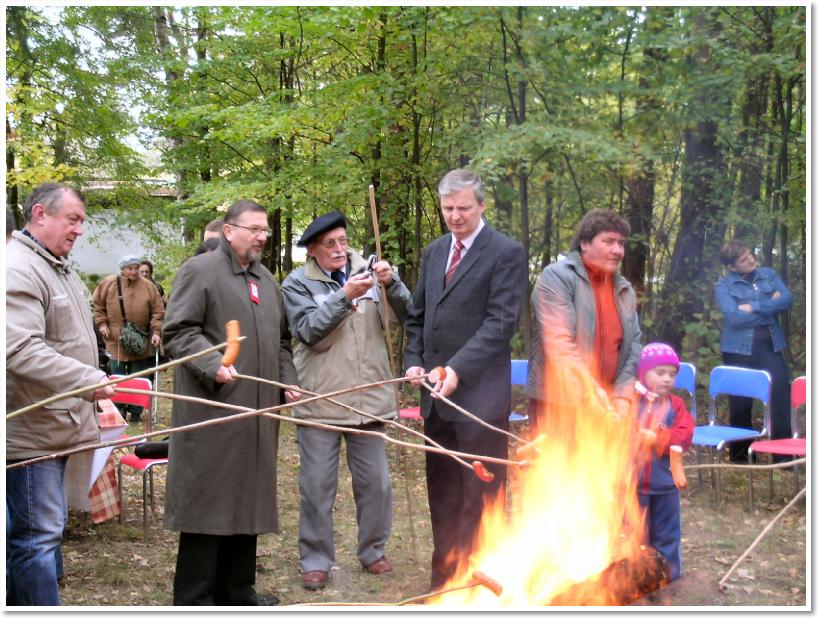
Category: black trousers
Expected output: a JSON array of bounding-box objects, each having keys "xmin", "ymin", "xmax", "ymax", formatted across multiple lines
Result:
[
  {"xmin": 722, "ymin": 336, "xmax": 791, "ymax": 462},
  {"xmin": 423, "ymin": 405, "xmax": 508, "ymax": 590},
  {"xmin": 173, "ymin": 532, "xmax": 258, "ymax": 606}
]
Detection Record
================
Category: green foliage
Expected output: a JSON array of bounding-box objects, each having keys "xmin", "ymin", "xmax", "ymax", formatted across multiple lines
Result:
[{"xmin": 6, "ymin": 5, "xmax": 806, "ymax": 366}]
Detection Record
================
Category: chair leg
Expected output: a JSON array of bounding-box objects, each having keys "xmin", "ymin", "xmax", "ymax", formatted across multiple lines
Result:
[
  {"xmin": 768, "ymin": 463, "xmax": 774, "ymax": 502},
  {"xmin": 118, "ymin": 462, "xmax": 125, "ymax": 524},
  {"xmin": 148, "ymin": 466, "xmax": 156, "ymax": 516},
  {"xmin": 748, "ymin": 450, "xmax": 755, "ymax": 513},
  {"xmin": 793, "ymin": 463, "xmax": 799, "ymax": 495},
  {"xmin": 696, "ymin": 446, "xmax": 704, "ymax": 487},
  {"xmin": 714, "ymin": 449, "xmax": 722, "ymax": 506},
  {"xmin": 142, "ymin": 471, "xmax": 149, "ymax": 544}
]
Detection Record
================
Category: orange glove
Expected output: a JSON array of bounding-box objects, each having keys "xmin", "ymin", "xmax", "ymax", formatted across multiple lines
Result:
[{"xmin": 670, "ymin": 445, "xmax": 687, "ymax": 489}]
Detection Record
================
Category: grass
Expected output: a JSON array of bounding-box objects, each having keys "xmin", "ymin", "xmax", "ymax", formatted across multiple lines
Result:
[{"xmin": 56, "ymin": 371, "xmax": 807, "ymax": 608}]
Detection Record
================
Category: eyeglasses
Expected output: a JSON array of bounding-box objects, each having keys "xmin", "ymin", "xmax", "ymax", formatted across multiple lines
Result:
[
  {"xmin": 318, "ymin": 237, "xmax": 349, "ymax": 249},
  {"xmin": 228, "ymin": 223, "xmax": 272, "ymax": 238}
]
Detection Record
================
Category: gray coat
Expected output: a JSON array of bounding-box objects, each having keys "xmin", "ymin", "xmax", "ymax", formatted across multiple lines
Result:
[
  {"xmin": 527, "ymin": 250, "xmax": 641, "ymax": 401},
  {"xmin": 162, "ymin": 237, "xmax": 298, "ymax": 535},
  {"xmin": 6, "ymin": 232, "xmax": 106, "ymax": 459},
  {"xmin": 404, "ymin": 224, "xmax": 528, "ymax": 423},
  {"xmin": 281, "ymin": 250, "xmax": 412, "ymax": 426}
]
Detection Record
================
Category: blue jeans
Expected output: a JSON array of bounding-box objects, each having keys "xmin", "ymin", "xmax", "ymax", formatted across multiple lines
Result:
[{"xmin": 6, "ymin": 458, "xmax": 68, "ymax": 605}]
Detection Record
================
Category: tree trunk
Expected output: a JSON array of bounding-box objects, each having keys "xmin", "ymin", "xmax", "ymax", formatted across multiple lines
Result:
[{"xmin": 656, "ymin": 8, "xmax": 729, "ymax": 350}]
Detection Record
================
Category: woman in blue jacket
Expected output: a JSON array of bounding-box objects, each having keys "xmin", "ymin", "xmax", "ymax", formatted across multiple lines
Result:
[{"xmin": 715, "ymin": 240, "xmax": 794, "ymax": 462}]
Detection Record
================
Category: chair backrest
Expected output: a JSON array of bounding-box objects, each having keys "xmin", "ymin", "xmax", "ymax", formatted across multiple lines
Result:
[
  {"xmin": 790, "ymin": 376, "xmax": 807, "ymax": 438},
  {"xmin": 108, "ymin": 376, "xmax": 152, "ymax": 410},
  {"xmin": 673, "ymin": 362, "xmax": 697, "ymax": 422},
  {"xmin": 791, "ymin": 376, "xmax": 806, "ymax": 409},
  {"xmin": 511, "ymin": 359, "xmax": 528, "ymax": 386},
  {"xmin": 708, "ymin": 365, "xmax": 771, "ymax": 432}
]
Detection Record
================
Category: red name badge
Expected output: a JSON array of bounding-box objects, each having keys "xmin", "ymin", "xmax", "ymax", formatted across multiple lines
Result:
[{"xmin": 249, "ymin": 280, "xmax": 260, "ymax": 304}]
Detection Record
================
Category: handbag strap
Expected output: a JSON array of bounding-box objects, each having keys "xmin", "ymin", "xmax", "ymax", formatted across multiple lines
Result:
[{"xmin": 116, "ymin": 276, "xmax": 129, "ymax": 323}]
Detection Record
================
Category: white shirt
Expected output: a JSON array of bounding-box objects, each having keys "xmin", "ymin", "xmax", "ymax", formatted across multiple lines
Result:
[{"xmin": 446, "ymin": 219, "xmax": 485, "ymax": 273}]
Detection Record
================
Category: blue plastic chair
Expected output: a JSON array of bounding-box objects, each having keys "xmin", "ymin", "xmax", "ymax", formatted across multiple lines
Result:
[
  {"xmin": 671, "ymin": 363, "xmax": 698, "ymax": 486},
  {"xmin": 695, "ymin": 365, "xmax": 771, "ymax": 503},
  {"xmin": 509, "ymin": 359, "xmax": 529, "ymax": 424}
]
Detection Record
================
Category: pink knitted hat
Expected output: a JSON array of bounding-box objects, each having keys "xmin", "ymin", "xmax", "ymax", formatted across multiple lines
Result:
[{"xmin": 637, "ymin": 342, "xmax": 680, "ymax": 384}]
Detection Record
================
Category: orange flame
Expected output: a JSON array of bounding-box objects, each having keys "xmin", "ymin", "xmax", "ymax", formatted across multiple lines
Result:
[{"xmin": 428, "ymin": 348, "xmax": 649, "ymax": 606}]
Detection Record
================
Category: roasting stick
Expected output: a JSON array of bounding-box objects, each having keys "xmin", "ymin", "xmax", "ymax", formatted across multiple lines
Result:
[
  {"xmin": 369, "ymin": 182, "xmax": 420, "ymax": 557},
  {"xmin": 233, "ymin": 373, "xmax": 478, "ymax": 473},
  {"xmin": 295, "ymin": 570, "xmax": 504, "ymax": 606},
  {"xmin": 6, "ymin": 384, "xmax": 528, "ymax": 472},
  {"xmin": 5, "ymin": 337, "xmax": 246, "ymax": 420},
  {"xmin": 684, "ymin": 458, "xmax": 806, "ymax": 471},
  {"xmin": 421, "ymin": 378, "xmax": 529, "ymax": 446},
  {"xmin": 718, "ymin": 486, "xmax": 806, "ymax": 589}
]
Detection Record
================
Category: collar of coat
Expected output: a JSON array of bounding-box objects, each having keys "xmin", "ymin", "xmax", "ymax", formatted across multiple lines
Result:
[
  {"xmin": 566, "ymin": 250, "xmax": 632, "ymax": 293},
  {"xmin": 13, "ymin": 230, "xmax": 72, "ymax": 274},
  {"xmin": 303, "ymin": 249, "xmax": 367, "ymax": 282},
  {"xmin": 217, "ymin": 234, "xmax": 266, "ymax": 278}
]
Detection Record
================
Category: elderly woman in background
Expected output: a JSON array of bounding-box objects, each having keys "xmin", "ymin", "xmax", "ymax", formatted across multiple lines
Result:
[
  {"xmin": 93, "ymin": 254, "xmax": 165, "ymax": 422},
  {"xmin": 715, "ymin": 240, "xmax": 794, "ymax": 462}
]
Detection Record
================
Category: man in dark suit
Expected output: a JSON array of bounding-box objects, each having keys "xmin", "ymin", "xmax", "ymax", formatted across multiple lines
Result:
[{"xmin": 404, "ymin": 169, "xmax": 527, "ymax": 590}]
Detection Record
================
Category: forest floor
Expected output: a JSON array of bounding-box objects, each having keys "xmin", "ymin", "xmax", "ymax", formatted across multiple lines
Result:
[{"xmin": 57, "ymin": 373, "xmax": 808, "ymax": 610}]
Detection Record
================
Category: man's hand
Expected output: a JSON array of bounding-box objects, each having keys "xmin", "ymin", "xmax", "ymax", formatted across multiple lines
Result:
[
  {"xmin": 99, "ymin": 324, "xmax": 110, "ymax": 338},
  {"xmin": 215, "ymin": 364, "xmax": 237, "ymax": 384},
  {"xmin": 285, "ymin": 389, "xmax": 301, "ymax": 403},
  {"xmin": 432, "ymin": 365, "xmax": 459, "ymax": 399},
  {"xmin": 406, "ymin": 366, "xmax": 427, "ymax": 386},
  {"xmin": 738, "ymin": 303, "xmax": 753, "ymax": 313},
  {"xmin": 372, "ymin": 260, "xmax": 394, "ymax": 287},
  {"xmin": 151, "ymin": 333, "xmax": 161, "ymax": 347},
  {"xmin": 93, "ymin": 385, "xmax": 116, "ymax": 401},
  {"xmin": 772, "ymin": 290, "xmax": 781, "ymax": 299},
  {"xmin": 342, "ymin": 273, "xmax": 374, "ymax": 300}
]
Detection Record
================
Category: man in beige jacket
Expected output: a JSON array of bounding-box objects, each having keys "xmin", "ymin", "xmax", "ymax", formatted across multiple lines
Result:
[{"xmin": 6, "ymin": 182, "xmax": 115, "ymax": 605}]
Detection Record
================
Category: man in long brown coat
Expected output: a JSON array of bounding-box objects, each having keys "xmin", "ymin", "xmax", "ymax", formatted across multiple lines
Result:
[{"xmin": 162, "ymin": 200, "xmax": 299, "ymax": 606}]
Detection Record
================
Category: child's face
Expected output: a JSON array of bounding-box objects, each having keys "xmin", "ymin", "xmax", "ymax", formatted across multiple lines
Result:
[{"xmin": 644, "ymin": 364, "xmax": 678, "ymax": 396}]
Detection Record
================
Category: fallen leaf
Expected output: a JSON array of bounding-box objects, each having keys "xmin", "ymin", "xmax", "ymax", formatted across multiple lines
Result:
[
  {"xmin": 742, "ymin": 586, "xmax": 754, "ymax": 594},
  {"xmin": 791, "ymin": 588, "xmax": 800, "ymax": 594},
  {"xmin": 714, "ymin": 556, "xmax": 730, "ymax": 564}
]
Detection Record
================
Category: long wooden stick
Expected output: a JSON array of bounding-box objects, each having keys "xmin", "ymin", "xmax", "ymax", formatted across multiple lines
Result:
[
  {"xmin": 718, "ymin": 486, "xmax": 806, "ymax": 588},
  {"xmin": 369, "ymin": 182, "xmax": 419, "ymax": 559},
  {"xmin": 7, "ymin": 384, "xmax": 527, "ymax": 471},
  {"xmin": 5, "ymin": 337, "xmax": 245, "ymax": 420},
  {"xmin": 684, "ymin": 458, "xmax": 806, "ymax": 471},
  {"xmin": 422, "ymin": 380, "xmax": 528, "ymax": 446},
  {"xmin": 234, "ymin": 373, "xmax": 474, "ymax": 471}
]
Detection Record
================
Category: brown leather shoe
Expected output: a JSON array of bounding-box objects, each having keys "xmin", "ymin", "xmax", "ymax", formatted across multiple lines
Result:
[
  {"xmin": 302, "ymin": 570, "xmax": 328, "ymax": 591},
  {"xmin": 363, "ymin": 556, "xmax": 393, "ymax": 575}
]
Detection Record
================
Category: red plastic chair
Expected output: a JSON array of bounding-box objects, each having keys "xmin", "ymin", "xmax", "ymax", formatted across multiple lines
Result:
[
  {"xmin": 109, "ymin": 376, "xmax": 168, "ymax": 542},
  {"xmin": 747, "ymin": 376, "xmax": 806, "ymax": 511}
]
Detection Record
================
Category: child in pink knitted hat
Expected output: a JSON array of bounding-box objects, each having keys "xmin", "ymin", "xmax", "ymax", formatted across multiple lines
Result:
[{"xmin": 634, "ymin": 342, "xmax": 695, "ymax": 581}]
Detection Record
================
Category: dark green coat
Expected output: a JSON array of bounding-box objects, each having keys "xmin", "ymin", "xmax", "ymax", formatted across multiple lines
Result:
[{"xmin": 162, "ymin": 237, "xmax": 298, "ymax": 535}]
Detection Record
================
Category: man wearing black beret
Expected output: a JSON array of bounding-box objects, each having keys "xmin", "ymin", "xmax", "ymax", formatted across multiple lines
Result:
[{"xmin": 282, "ymin": 211, "xmax": 413, "ymax": 591}]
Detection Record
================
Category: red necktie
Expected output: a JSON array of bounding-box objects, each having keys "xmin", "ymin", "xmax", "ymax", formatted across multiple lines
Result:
[{"xmin": 444, "ymin": 239, "xmax": 464, "ymax": 286}]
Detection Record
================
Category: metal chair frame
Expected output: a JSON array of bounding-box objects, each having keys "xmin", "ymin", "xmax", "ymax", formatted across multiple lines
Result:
[
  {"xmin": 747, "ymin": 376, "xmax": 806, "ymax": 511},
  {"xmin": 694, "ymin": 366, "xmax": 771, "ymax": 504},
  {"xmin": 109, "ymin": 375, "xmax": 168, "ymax": 543}
]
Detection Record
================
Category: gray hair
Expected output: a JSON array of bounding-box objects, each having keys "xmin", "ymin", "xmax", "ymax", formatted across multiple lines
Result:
[
  {"xmin": 438, "ymin": 169, "xmax": 485, "ymax": 204},
  {"xmin": 23, "ymin": 183, "xmax": 86, "ymax": 223}
]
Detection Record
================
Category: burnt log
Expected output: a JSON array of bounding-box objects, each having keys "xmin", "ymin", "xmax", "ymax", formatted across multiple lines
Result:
[{"xmin": 547, "ymin": 546, "xmax": 670, "ymax": 606}]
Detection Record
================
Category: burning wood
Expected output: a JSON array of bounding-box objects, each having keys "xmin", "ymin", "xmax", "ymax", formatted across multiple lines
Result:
[{"xmin": 546, "ymin": 545, "xmax": 670, "ymax": 606}]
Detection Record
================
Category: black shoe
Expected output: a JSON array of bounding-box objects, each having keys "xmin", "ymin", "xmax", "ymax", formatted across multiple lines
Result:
[
  {"xmin": 249, "ymin": 594, "xmax": 280, "ymax": 606},
  {"xmin": 129, "ymin": 413, "xmax": 142, "ymax": 423}
]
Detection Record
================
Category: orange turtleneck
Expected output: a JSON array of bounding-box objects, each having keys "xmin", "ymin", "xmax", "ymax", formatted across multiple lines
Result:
[{"xmin": 583, "ymin": 259, "xmax": 623, "ymax": 389}]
